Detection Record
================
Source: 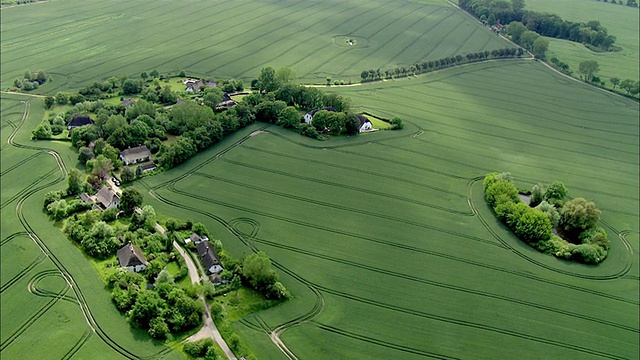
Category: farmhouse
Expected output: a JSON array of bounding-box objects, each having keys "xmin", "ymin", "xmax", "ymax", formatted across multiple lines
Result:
[
  {"xmin": 117, "ymin": 242, "xmax": 148, "ymax": 272},
  {"xmin": 357, "ymin": 114, "xmax": 373, "ymax": 133},
  {"xmin": 94, "ymin": 186, "xmax": 120, "ymax": 210},
  {"xmin": 66, "ymin": 114, "xmax": 94, "ymax": 130},
  {"xmin": 121, "ymin": 98, "xmax": 135, "ymax": 106},
  {"xmin": 196, "ymin": 241, "xmax": 223, "ymax": 274},
  {"xmin": 119, "ymin": 145, "xmax": 152, "ymax": 165},
  {"xmin": 216, "ymin": 93, "xmax": 237, "ymax": 110},
  {"xmin": 185, "ymin": 79, "xmax": 218, "ymax": 93},
  {"xmin": 303, "ymin": 107, "xmax": 335, "ymax": 124},
  {"xmin": 185, "ymin": 233, "xmax": 209, "ymax": 245}
]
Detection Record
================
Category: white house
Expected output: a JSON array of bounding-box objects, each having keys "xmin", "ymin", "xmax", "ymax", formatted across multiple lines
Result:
[
  {"xmin": 94, "ymin": 186, "xmax": 120, "ymax": 210},
  {"xmin": 117, "ymin": 242, "xmax": 148, "ymax": 272},
  {"xmin": 357, "ymin": 114, "xmax": 373, "ymax": 133},
  {"xmin": 120, "ymin": 146, "xmax": 152, "ymax": 165},
  {"xmin": 303, "ymin": 107, "xmax": 335, "ymax": 124}
]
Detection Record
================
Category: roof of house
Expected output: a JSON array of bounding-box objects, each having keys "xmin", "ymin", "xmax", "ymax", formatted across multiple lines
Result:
[
  {"xmin": 121, "ymin": 98, "xmax": 135, "ymax": 106},
  {"xmin": 138, "ymin": 163, "xmax": 157, "ymax": 171},
  {"xmin": 186, "ymin": 80, "xmax": 218, "ymax": 92},
  {"xmin": 117, "ymin": 242, "xmax": 148, "ymax": 267},
  {"xmin": 66, "ymin": 114, "xmax": 94, "ymax": 128},
  {"xmin": 196, "ymin": 241, "xmax": 221, "ymax": 271},
  {"xmin": 95, "ymin": 186, "xmax": 119, "ymax": 208},
  {"xmin": 79, "ymin": 193, "xmax": 94, "ymax": 204},
  {"xmin": 120, "ymin": 145, "xmax": 151, "ymax": 162},
  {"xmin": 307, "ymin": 107, "xmax": 336, "ymax": 117},
  {"xmin": 190, "ymin": 233, "xmax": 202, "ymax": 242},
  {"xmin": 356, "ymin": 114, "xmax": 371, "ymax": 126}
]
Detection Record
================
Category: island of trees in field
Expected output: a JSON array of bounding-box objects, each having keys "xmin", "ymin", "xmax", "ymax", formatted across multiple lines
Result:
[{"xmin": 483, "ymin": 172, "xmax": 610, "ymax": 264}]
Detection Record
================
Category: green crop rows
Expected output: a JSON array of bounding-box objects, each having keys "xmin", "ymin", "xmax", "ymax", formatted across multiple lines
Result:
[
  {"xmin": 1, "ymin": 0, "xmax": 638, "ymax": 358},
  {"xmin": 0, "ymin": 0, "xmax": 511, "ymax": 89}
]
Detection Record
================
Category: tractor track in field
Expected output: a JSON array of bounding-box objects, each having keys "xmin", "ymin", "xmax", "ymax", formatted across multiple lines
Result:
[
  {"xmin": 0, "ymin": 254, "xmax": 47, "ymax": 294},
  {"xmin": 167, "ymin": 180, "xmax": 502, "ymax": 249},
  {"xmin": 196, "ymin": 163, "xmax": 472, "ymax": 216},
  {"xmin": 478, "ymin": 35, "xmax": 492, "ymax": 51},
  {"xmin": 310, "ymin": 286, "xmax": 629, "ymax": 360},
  {"xmin": 240, "ymin": 144, "xmax": 467, "ymax": 198},
  {"xmin": 467, "ymin": 178, "xmax": 634, "ymax": 280},
  {"xmin": 144, "ymin": 188, "xmax": 322, "ymax": 360},
  {"xmin": 29, "ymin": 269, "xmax": 77, "ymax": 303},
  {"xmin": 449, "ymin": 21, "xmax": 478, "ymax": 58},
  {"xmin": 5, "ymin": 99, "xmax": 173, "ymax": 359},
  {"xmin": 337, "ymin": 3, "xmax": 435, "ymax": 77},
  {"xmin": 233, "ymin": 0, "xmax": 367, "ymax": 78},
  {"xmin": 0, "ymin": 152, "xmax": 44, "ymax": 177},
  {"xmin": 417, "ymin": 15, "xmax": 466, "ymax": 63},
  {"xmin": 381, "ymin": 8, "xmax": 449, "ymax": 69},
  {"xmin": 61, "ymin": 329, "xmax": 93, "ymax": 360},
  {"xmin": 0, "ymin": 232, "xmax": 29, "ymax": 246},
  {"xmin": 250, "ymin": 236, "xmax": 638, "ymax": 333},
  {"xmin": 300, "ymin": 1, "xmax": 417, "ymax": 79},
  {"xmin": 336, "ymin": 4, "xmax": 438, "ymax": 77}
]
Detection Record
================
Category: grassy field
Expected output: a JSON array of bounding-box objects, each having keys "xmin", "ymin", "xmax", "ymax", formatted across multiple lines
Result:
[
  {"xmin": 526, "ymin": 0, "xmax": 639, "ymax": 84},
  {"xmin": 1, "ymin": 0, "xmax": 638, "ymax": 358},
  {"xmin": 0, "ymin": 0, "xmax": 512, "ymax": 90},
  {"xmin": 137, "ymin": 60, "xmax": 639, "ymax": 359},
  {"xmin": 0, "ymin": 94, "xmax": 183, "ymax": 359}
]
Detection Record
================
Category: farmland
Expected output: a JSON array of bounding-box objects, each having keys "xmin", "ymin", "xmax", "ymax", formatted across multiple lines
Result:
[
  {"xmin": 137, "ymin": 60, "xmax": 639, "ymax": 359},
  {"xmin": 1, "ymin": 0, "xmax": 639, "ymax": 359},
  {"xmin": 526, "ymin": 0, "xmax": 639, "ymax": 84},
  {"xmin": 0, "ymin": 0, "xmax": 511, "ymax": 89}
]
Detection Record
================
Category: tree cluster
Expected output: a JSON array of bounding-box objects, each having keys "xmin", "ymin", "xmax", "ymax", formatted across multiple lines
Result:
[
  {"xmin": 360, "ymin": 47, "xmax": 523, "ymax": 82},
  {"xmin": 13, "ymin": 70, "xmax": 48, "ymax": 91},
  {"xmin": 483, "ymin": 172, "xmax": 610, "ymax": 264},
  {"xmin": 460, "ymin": 0, "xmax": 617, "ymax": 50},
  {"xmin": 183, "ymin": 339, "xmax": 220, "ymax": 359},
  {"xmin": 241, "ymin": 251, "xmax": 289, "ymax": 300}
]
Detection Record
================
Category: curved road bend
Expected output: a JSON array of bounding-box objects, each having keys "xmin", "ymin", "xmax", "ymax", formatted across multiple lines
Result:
[{"xmin": 172, "ymin": 241, "xmax": 237, "ymax": 360}]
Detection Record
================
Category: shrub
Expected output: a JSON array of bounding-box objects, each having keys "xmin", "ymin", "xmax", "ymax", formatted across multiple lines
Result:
[{"xmin": 101, "ymin": 207, "xmax": 118, "ymax": 222}]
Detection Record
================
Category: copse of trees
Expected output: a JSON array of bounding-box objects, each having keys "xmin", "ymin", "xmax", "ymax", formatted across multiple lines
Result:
[
  {"xmin": 483, "ymin": 172, "xmax": 610, "ymax": 264},
  {"xmin": 460, "ymin": 0, "xmax": 618, "ymax": 51},
  {"xmin": 360, "ymin": 47, "xmax": 523, "ymax": 82},
  {"xmin": 13, "ymin": 69, "xmax": 48, "ymax": 91}
]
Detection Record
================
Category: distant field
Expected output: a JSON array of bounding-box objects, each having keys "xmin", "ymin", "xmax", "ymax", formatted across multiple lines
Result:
[
  {"xmin": 0, "ymin": 0, "xmax": 512, "ymax": 90},
  {"xmin": 139, "ymin": 61, "xmax": 639, "ymax": 359},
  {"xmin": 526, "ymin": 0, "xmax": 639, "ymax": 83}
]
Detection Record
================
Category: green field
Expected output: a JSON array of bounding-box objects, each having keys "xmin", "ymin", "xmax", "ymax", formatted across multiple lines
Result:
[
  {"xmin": 0, "ymin": 0, "xmax": 512, "ymax": 90},
  {"xmin": 526, "ymin": 0, "xmax": 639, "ymax": 84},
  {"xmin": 135, "ymin": 60, "xmax": 639, "ymax": 359},
  {"xmin": 1, "ymin": 0, "xmax": 639, "ymax": 358}
]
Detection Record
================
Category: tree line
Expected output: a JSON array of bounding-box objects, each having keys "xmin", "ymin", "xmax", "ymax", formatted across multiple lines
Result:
[
  {"xmin": 361, "ymin": 47, "xmax": 524, "ymax": 82},
  {"xmin": 483, "ymin": 172, "xmax": 610, "ymax": 264},
  {"xmin": 459, "ymin": 0, "xmax": 618, "ymax": 51}
]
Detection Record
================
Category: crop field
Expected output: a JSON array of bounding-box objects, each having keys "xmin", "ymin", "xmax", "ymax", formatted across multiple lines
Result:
[
  {"xmin": 0, "ymin": 94, "xmax": 183, "ymax": 359},
  {"xmin": 1, "ymin": 0, "xmax": 638, "ymax": 359},
  {"xmin": 526, "ymin": 0, "xmax": 639, "ymax": 83},
  {"xmin": 0, "ymin": 0, "xmax": 512, "ymax": 90},
  {"xmin": 137, "ymin": 60, "xmax": 639, "ymax": 359}
]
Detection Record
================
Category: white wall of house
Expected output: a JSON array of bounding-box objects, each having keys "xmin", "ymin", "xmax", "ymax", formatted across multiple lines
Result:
[
  {"xmin": 209, "ymin": 264, "xmax": 223, "ymax": 274},
  {"xmin": 304, "ymin": 113, "xmax": 313, "ymax": 123},
  {"xmin": 126, "ymin": 264, "xmax": 146, "ymax": 272},
  {"xmin": 359, "ymin": 122, "xmax": 372, "ymax": 132}
]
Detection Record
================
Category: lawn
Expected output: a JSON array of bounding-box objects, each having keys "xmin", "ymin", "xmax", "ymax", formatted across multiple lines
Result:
[
  {"xmin": 526, "ymin": 0, "xmax": 639, "ymax": 84},
  {"xmin": 137, "ymin": 60, "xmax": 639, "ymax": 359},
  {"xmin": 0, "ymin": 0, "xmax": 512, "ymax": 90}
]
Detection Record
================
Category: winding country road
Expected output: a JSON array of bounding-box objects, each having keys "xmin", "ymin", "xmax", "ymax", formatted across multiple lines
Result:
[{"xmin": 172, "ymin": 241, "xmax": 237, "ymax": 360}]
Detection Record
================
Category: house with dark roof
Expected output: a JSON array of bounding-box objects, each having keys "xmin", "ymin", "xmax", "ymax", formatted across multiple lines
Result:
[
  {"xmin": 185, "ymin": 233, "xmax": 209, "ymax": 245},
  {"xmin": 137, "ymin": 163, "xmax": 157, "ymax": 173},
  {"xmin": 303, "ymin": 107, "xmax": 335, "ymax": 124},
  {"xmin": 66, "ymin": 114, "xmax": 94, "ymax": 130},
  {"xmin": 94, "ymin": 186, "xmax": 120, "ymax": 210},
  {"xmin": 121, "ymin": 98, "xmax": 135, "ymax": 106},
  {"xmin": 357, "ymin": 114, "xmax": 373, "ymax": 133},
  {"xmin": 216, "ymin": 93, "xmax": 237, "ymax": 110},
  {"xmin": 117, "ymin": 242, "xmax": 148, "ymax": 272},
  {"xmin": 196, "ymin": 241, "xmax": 223, "ymax": 274},
  {"xmin": 119, "ymin": 145, "xmax": 151, "ymax": 165}
]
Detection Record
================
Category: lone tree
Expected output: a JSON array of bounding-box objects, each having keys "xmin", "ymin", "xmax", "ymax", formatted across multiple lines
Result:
[
  {"xmin": 119, "ymin": 188, "xmax": 143, "ymax": 216},
  {"xmin": 578, "ymin": 60, "xmax": 600, "ymax": 82},
  {"xmin": 560, "ymin": 197, "xmax": 602, "ymax": 240}
]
